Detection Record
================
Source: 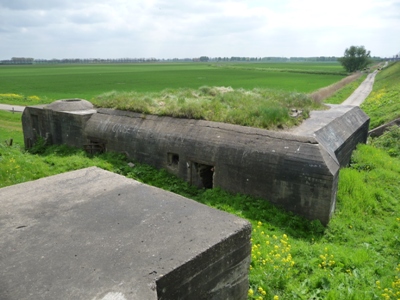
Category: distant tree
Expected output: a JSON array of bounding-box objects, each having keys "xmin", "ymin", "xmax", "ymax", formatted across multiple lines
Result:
[
  {"xmin": 338, "ymin": 45, "xmax": 372, "ymax": 72},
  {"xmin": 199, "ymin": 56, "xmax": 209, "ymax": 62}
]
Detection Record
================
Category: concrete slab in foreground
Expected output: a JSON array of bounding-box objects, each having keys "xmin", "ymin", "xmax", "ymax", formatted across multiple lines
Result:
[{"xmin": 0, "ymin": 167, "xmax": 251, "ymax": 300}]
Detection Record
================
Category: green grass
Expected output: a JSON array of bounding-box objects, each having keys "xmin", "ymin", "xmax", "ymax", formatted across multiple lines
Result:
[
  {"xmin": 362, "ymin": 62, "xmax": 400, "ymax": 129},
  {"xmin": 0, "ymin": 111, "xmax": 23, "ymax": 145},
  {"xmin": 223, "ymin": 61, "xmax": 347, "ymax": 75},
  {"xmin": 0, "ymin": 63, "xmax": 346, "ymax": 104}
]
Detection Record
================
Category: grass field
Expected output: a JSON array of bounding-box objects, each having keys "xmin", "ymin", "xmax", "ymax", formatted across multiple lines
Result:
[
  {"xmin": 0, "ymin": 62, "xmax": 346, "ymax": 103},
  {"xmin": 223, "ymin": 61, "xmax": 347, "ymax": 75}
]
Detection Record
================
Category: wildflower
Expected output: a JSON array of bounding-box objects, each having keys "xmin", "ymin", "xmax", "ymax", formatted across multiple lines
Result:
[
  {"xmin": 28, "ymin": 95, "xmax": 40, "ymax": 101},
  {"xmin": 248, "ymin": 288, "xmax": 254, "ymax": 296},
  {"xmin": 274, "ymin": 296, "xmax": 279, "ymax": 300}
]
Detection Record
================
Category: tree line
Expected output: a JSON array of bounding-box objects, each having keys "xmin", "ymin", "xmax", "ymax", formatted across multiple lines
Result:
[
  {"xmin": 1, "ymin": 51, "xmax": 388, "ymax": 69},
  {"xmin": 1, "ymin": 56, "xmax": 349, "ymax": 65}
]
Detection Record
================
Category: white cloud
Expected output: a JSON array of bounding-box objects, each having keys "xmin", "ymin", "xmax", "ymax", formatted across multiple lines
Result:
[{"xmin": 0, "ymin": 0, "xmax": 398, "ymax": 59}]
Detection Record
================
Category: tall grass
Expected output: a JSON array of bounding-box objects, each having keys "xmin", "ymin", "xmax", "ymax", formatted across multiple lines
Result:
[{"xmin": 93, "ymin": 86, "xmax": 321, "ymax": 129}]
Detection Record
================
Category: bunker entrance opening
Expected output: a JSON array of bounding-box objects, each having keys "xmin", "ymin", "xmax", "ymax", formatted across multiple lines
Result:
[
  {"xmin": 193, "ymin": 162, "xmax": 214, "ymax": 189},
  {"xmin": 168, "ymin": 153, "xmax": 179, "ymax": 166}
]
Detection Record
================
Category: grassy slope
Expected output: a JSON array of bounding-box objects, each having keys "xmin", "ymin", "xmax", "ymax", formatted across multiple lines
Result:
[
  {"xmin": 0, "ymin": 111, "xmax": 24, "ymax": 145},
  {"xmin": 0, "ymin": 62, "xmax": 399, "ymax": 300},
  {"xmin": 362, "ymin": 62, "xmax": 400, "ymax": 128}
]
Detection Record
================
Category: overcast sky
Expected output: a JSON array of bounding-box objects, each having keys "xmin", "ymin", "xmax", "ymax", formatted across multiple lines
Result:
[{"xmin": 0, "ymin": 0, "xmax": 399, "ymax": 60}]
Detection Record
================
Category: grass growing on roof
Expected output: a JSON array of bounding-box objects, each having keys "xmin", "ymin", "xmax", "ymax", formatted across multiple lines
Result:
[{"xmin": 93, "ymin": 86, "xmax": 322, "ymax": 130}]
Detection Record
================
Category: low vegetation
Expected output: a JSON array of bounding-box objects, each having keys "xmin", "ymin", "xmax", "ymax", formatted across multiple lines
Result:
[
  {"xmin": 361, "ymin": 62, "xmax": 400, "ymax": 128},
  {"xmin": 0, "ymin": 62, "xmax": 399, "ymax": 300},
  {"xmin": 93, "ymin": 87, "xmax": 322, "ymax": 129}
]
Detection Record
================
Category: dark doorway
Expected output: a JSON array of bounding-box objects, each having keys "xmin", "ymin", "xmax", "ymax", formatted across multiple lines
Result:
[{"xmin": 194, "ymin": 163, "xmax": 214, "ymax": 189}]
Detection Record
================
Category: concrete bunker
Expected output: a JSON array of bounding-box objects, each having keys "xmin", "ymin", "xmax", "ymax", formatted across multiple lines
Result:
[
  {"xmin": 22, "ymin": 99, "xmax": 370, "ymax": 225},
  {"xmin": 0, "ymin": 167, "xmax": 251, "ymax": 300}
]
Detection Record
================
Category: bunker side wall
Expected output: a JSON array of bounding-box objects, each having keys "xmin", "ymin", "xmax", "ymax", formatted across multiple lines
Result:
[
  {"xmin": 156, "ymin": 224, "xmax": 251, "ymax": 299},
  {"xmin": 85, "ymin": 111, "xmax": 339, "ymax": 224},
  {"xmin": 313, "ymin": 106, "xmax": 370, "ymax": 167},
  {"xmin": 22, "ymin": 107, "xmax": 95, "ymax": 148}
]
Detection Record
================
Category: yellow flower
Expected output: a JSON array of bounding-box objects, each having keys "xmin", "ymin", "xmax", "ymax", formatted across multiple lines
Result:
[
  {"xmin": 28, "ymin": 95, "xmax": 40, "ymax": 101},
  {"xmin": 274, "ymin": 295, "xmax": 279, "ymax": 300},
  {"xmin": 248, "ymin": 288, "xmax": 254, "ymax": 296}
]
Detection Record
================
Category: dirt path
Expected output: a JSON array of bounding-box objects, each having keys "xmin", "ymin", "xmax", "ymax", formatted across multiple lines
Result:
[
  {"xmin": 341, "ymin": 70, "xmax": 378, "ymax": 106},
  {"xmin": 289, "ymin": 71, "xmax": 378, "ymax": 136},
  {"xmin": 0, "ymin": 104, "xmax": 25, "ymax": 112}
]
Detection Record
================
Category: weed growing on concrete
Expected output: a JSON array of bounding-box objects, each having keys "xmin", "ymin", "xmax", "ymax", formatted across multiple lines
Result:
[{"xmin": 93, "ymin": 87, "xmax": 321, "ymax": 130}]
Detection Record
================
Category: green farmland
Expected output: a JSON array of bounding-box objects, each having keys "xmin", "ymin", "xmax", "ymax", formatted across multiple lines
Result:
[{"xmin": 0, "ymin": 62, "xmax": 346, "ymax": 103}]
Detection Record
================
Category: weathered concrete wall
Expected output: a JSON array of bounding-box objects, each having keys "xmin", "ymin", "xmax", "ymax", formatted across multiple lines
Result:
[
  {"xmin": 22, "ymin": 100, "xmax": 370, "ymax": 225},
  {"xmin": 312, "ymin": 106, "xmax": 370, "ymax": 167},
  {"xmin": 84, "ymin": 109, "xmax": 339, "ymax": 225},
  {"xmin": 0, "ymin": 167, "xmax": 251, "ymax": 300},
  {"xmin": 22, "ymin": 99, "xmax": 96, "ymax": 148}
]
